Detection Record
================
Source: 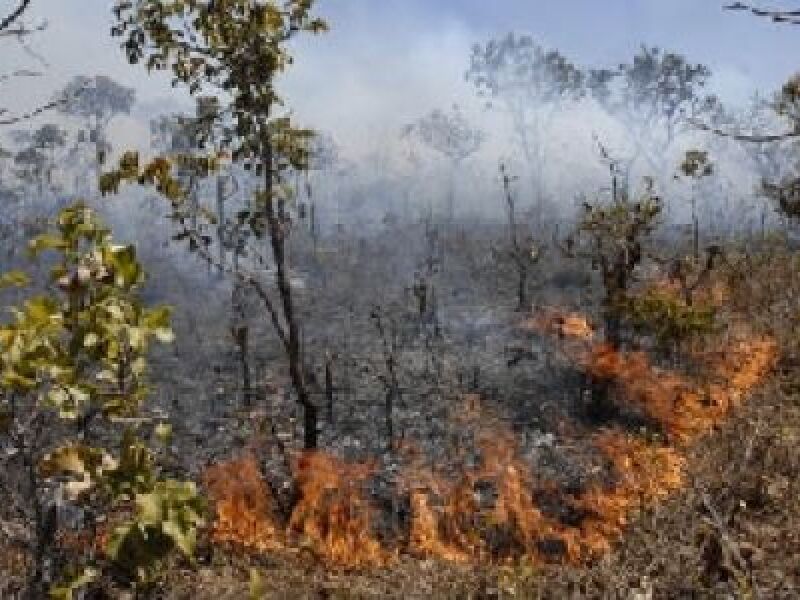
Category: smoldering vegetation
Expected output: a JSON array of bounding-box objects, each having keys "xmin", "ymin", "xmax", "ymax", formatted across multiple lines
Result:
[{"xmin": 1, "ymin": 5, "xmax": 800, "ymax": 599}]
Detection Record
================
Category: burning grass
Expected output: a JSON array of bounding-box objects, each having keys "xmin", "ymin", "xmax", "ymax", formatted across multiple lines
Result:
[
  {"xmin": 205, "ymin": 452, "xmax": 388, "ymax": 568},
  {"xmin": 286, "ymin": 452, "xmax": 388, "ymax": 566},
  {"xmin": 521, "ymin": 308, "xmax": 594, "ymax": 340},
  {"xmin": 204, "ymin": 455, "xmax": 282, "ymax": 555},
  {"xmin": 585, "ymin": 334, "xmax": 776, "ymax": 443},
  {"xmin": 202, "ymin": 289, "xmax": 776, "ymax": 570}
]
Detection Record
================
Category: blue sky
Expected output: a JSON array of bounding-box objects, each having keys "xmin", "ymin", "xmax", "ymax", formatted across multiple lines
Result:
[{"xmin": 2, "ymin": 1, "xmax": 800, "ymax": 149}]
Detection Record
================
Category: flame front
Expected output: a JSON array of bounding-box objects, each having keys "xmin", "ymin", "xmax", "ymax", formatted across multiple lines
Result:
[
  {"xmin": 204, "ymin": 455, "xmax": 281, "ymax": 553},
  {"xmin": 203, "ymin": 295, "xmax": 776, "ymax": 568},
  {"xmin": 287, "ymin": 451, "xmax": 387, "ymax": 566}
]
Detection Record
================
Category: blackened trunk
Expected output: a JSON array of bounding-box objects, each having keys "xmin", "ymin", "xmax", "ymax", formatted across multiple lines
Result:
[
  {"xmin": 325, "ymin": 358, "xmax": 334, "ymax": 425},
  {"xmin": 263, "ymin": 147, "xmax": 317, "ymax": 449},
  {"xmin": 516, "ymin": 260, "xmax": 528, "ymax": 312},
  {"xmin": 385, "ymin": 387, "xmax": 395, "ymax": 451},
  {"xmin": 217, "ymin": 175, "xmax": 226, "ymax": 273}
]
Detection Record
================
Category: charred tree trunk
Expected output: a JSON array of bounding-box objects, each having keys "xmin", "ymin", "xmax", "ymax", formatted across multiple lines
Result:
[
  {"xmin": 263, "ymin": 145, "xmax": 318, "ymax": 449},
  {"xmin": 325, "ymin": 354, "xmax": 335, "ymax": 425},
  {"xmin": 372, "ymin": 309, "xmax": 401, "ymax": 451},
  {"xmin": 233, "ymin": 322, "xmax": 252, "ymax": 408},
  {"xmin": 515, "ymin": 255, "xmax": 529, "ymax": 313},
  {"xmin": 21, "ymin": 423, "xmax": 57, "ymax": 600},
  {"xmin": 502, "ymin": 165, "xmax": 530, "ymax": 312},
  {"xmin": 217, "ymin": 174, "xmax": 226, "ymax": 273},
  {"xmin": 692, "ymin": 194, "xmax": 700, "ymax": 261}
]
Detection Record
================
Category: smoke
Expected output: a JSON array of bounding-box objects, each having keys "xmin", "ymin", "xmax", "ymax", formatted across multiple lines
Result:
[{"xmin": 1, "ymin": 2, "xmax": 797, "ymax": 235}]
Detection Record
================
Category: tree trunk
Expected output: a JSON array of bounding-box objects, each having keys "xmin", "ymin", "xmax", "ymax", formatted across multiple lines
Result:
[
  {"xmin": 325, "ymin": 358, "xmax": 334, "ymax": 425},
  {"xmin": 516, "ymin": 259, "xmax": 528, "ymax": 312},
  {"xmin": 263, "ymin": 147, "xmax": 317, "ymax": 449},
  {"xmin": 385, "ymin": 387, "xmax": 395, "ymax": 451},
  {"xmin": 217, "ymin": 175, "xmax": 226, "ymax": 273}
]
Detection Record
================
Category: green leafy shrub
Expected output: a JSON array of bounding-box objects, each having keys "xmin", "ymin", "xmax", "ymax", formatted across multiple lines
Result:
[
  {"xmin": 622, "ymin": 288, "xmax": 716, "ymax": 351},
  {"xmin": 0, "ymin": 203, "xmax": 203, "ymax": 597}
]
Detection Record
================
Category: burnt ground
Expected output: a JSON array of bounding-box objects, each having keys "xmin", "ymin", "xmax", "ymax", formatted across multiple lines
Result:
[{"xmin": 2, "ymin": 209, "xmax": 799, "ymax": 598}]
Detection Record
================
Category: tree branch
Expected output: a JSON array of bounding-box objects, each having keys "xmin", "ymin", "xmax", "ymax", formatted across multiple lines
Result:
[
  {"xmin": 690, "ymin": 117, "xmax": 800, "ymax": 142},
  {"xmin": 0, "ymin": 0, "xmax": 32, "ymax": 33},
  {"xmin": 0, "ymin": 80, "xmax": 87, "ymax": 126},
  {"xmin": 184, "ymin": 229, "xmax": 291, "ymax": 352},
  {"xmin": 725, "ymin": 2, "xmax": 800, "ymax": 24}
]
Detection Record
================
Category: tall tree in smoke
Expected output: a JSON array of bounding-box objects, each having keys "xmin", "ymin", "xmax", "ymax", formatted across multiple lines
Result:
[
  {"xmin": 591, "ymin": 46, "xmax": 719, "ymax": 185},
  {"xmin": 467, "ymin": 33, "xmax": 584, "ymax": 222},
  {"xmin": 403, "ymin": 105, "xmax": 484, "ymax": 223},
  {"xmin": 104, "ymin": 0, "xmax": 328, "ymax": 449},
  {"xmin": 57, "ymin": 75, "xmax": 136, "ymax": 192}
]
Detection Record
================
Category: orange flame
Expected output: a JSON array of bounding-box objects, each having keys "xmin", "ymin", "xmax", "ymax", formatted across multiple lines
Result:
[
  {"xmin": 204, "ymin": 455, "xmax": 281, "ymax": 553},
  {"xmin": 204, "ymin": 452, "xmax": 387, "ymax": 567},
  {"xmin": 204, "ymin": 296, "xmax": 775, "ymax": 569},
  {"xmin": 562, "ymin": 432, "xmax": 686, "ymax": 559},
  {"xmin": 287, "ymin": 451, "xmax": 388, "ymax": 566},
  {"xmin": 402, "ymin": 399, "xmax": 553, "ymax": 564},
  {"xmin": 522, "ymin": 308, "xmax": 594, "ymax": 340},
  {"xmin": 585, "ymin": 333, "xmax": 776, "ymax": 442}
]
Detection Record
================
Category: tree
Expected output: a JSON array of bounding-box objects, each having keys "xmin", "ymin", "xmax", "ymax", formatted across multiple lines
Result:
[
  {"xmin": 499, "ymin": 163, "xmax": 543, "ymax": 312},
  {"xmin": 677, "ymin": 149, "xmax": 714, "ymax": 259},
  {"xmin": 725, "ymin": 2, "xmax": 800, "ymax": 24},
  {"xmin": 467, "ymin": 33, "xmax": 584, "ymax": 220},
  {"xmin": 58, "ymin": 75, "xmax": 135, "ymax": 130},
  {"xmin": 0, "ymin": 2, "xmax": 68, "ymax": 128},
  {"xmin": 591, "ymin": 46, "xmax": 717, "ymax": 184},
  {"xmin": 0, "ymin": 0, "xmax": 33, "ymax": 34},
  {"xmin": 57, "ymin": 75, "xmax": 135, "ymax": 188},
  {"xmin": 104, "ymin": 0, "xmax": 328, "ymax": 449},
  {"xmin": 14, "ymin": 145, "xmax": 47, "ymax": 193},
  {"xmin": 12, "ymin": 123, "xmax": 67, "ymax": 196},
  {"xmin": 562, "ymin": 175, "xmax": 663, "ymax": 349},
  {"xmin": 403, "ymin": 105, "xmax": 484, "ymax": 222},
  {"xmin": 300, "ymin": 130, "xmax": 338, "ymax": 248},
  {"xmin": 0, "ymin": 144, "xmax": 11, "ymax": 187},
  {"xmin": 557, "ymin": 175, "xmax": 662, "ymax": 421},
  {"xmin": 0, "ymin": 204, "xmax": 202, "ymax": 598}
]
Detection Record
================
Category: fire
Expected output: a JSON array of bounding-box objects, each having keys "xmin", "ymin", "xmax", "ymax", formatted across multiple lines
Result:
[
  {"xmin": 564, "ymin": 432, "xmax": 686, "ymax": 558},
  {"xmin": 648, "ymin": 273, "xmax": 730, "ymax": 308},
  {"xmin": 287, "ymin": 451, "xmax": 387, "ymax": 566},
  {"xmin": 406, "ymin": 478, "xmax": 475, "ymax": 563},
  {"xmin": 203, "ymin": 288, "xmax": 775, "ymax": 569},
  {"xmin": 585, "ymin": 333, "xmax": 776, "ymax": 442},
  {"xmin": 204, "ymin": 452, "xmax": 387, "ymax": 567},
  {"xmin": 402, "ymin": 398, "xmax": 555, "ymax": 564},
  {"xmin": 403, "ymin": 434, "xmax": 551, "ymax": 564},
  {"xmin": 522, "ymin": 308, "xmax": 594, "ymax": 340},
  {"xmin": 204, "ymin": 455, "xmax": 281, "ymax": 553}
]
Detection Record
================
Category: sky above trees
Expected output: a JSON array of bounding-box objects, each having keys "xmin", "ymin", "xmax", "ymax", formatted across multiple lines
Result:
[{"xmin": 2, "ymin": 1, "xmax": 799, "ymax": 154}]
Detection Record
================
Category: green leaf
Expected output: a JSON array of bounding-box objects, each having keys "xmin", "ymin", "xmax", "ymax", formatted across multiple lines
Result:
[
  {"xmin": 39, "ymin": 443, "xmax": 107, "ymax": 480},
  {"xmin": 0, "ymin": 270, "xmax": 30, "ymax": 289},
  {"xmin": 135, "ymin": 489, "xmax": 165, "ymax": 524},
  {"xmin": 154, "ymin": 328, "xmax": 175, "ymax": 343},
  {"xmin": 162, "ymin": 519, "xmax": 197, "ymax": 557},
  {"xmin": 83, "ymin": 332, "xmax": 99, "ymax": 348},
  {"xmin": 142, "ymin": 306, "xmax": 172, "ymax": 330},
  {"xmin": 249, "ymin": 568, "xmax": 267, "ymax": 600},
  {"xmin": 154, "ymin": 422, "xmax": 173, "ymax": 444},
  {"xmin": 29, "ymin": 233, "xmax": 65, "ymax": 256},
  {"xmin": 49, "ymin": 566, "xmax": 100, "ymax": 600}
]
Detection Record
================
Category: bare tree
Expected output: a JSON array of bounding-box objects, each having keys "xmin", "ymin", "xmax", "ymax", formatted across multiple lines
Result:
[
  {"xmin": 403, "ymin": 105, "xmax": 484, "ymax": 223},
  {"xmin": 591, "ymin": 46, "xmax": 718, "ymax": 184},
  {"xmin": 57, "ymin": 75, "xmax": 135, "ymax": 191},
  {"xmin": 725, "ymin": 2, "xmax": 800, "ymax": 24},
  {"xmin": 467, "ymin": 33, "xmax": 584, "ymax": 221},
  {"xmin": 107, "ymin": 0, "xmax": 328, "ymax": 450},
  {"xmin": 499, "ymin": 163, "xmax": 542, "ymax": 312}
]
